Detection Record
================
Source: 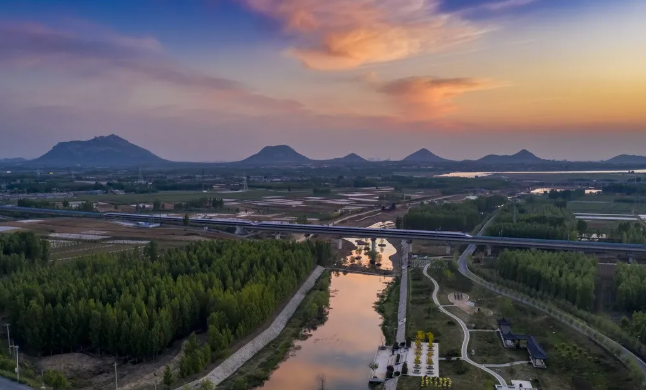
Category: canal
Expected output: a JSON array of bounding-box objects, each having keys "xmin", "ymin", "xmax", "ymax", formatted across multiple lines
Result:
[{"xmin": 259, "ymin": 272, "xmax": 391, "ymax": 390}]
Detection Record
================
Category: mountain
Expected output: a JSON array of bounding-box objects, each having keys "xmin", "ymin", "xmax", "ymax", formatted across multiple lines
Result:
[
  {"xmin": 33, "ymin": 134, "xmax": 166, "ymax": 166},
  {"xmin": 605, "ymin": 155, "xmax": 646, "ymax": 164},
  {"xmin": 477, "ymin": 149, "xmax": 545, "ymax": 164},
  {"xmin": 327, "ymin": 153, "xmax": 368, "ymax": 163},
  {"xmin": 402, "ymin": 148, "xmax": 450, "ymax": 163},
  {"xmin": 239, "ymin": 145, "xmax": 311, "ymax": 164}
]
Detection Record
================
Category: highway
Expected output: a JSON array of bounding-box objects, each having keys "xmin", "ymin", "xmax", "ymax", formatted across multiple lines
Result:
[
  {"xmin": 0, "ymin": 376, "xmax": 32, "ymax": 390},
  {"xmin": 2, "ymin": 206, "xmax": 646, "ymax": 254}
]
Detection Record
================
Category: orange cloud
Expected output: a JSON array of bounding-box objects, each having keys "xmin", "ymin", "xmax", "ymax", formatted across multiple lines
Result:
[
  {"xmin": 377, "ymin": 76, "xmax": 498, "ymax": 119},
  {"xmin": 241, "ymin": 0, "xmax": 488, "ymax": 70}
]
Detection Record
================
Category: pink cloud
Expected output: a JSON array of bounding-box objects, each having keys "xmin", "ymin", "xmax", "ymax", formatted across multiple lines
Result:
[
  {"xmin": 377, "ymin": 76, "xmax": 499, "ymax": 119},
  {"xmin": 240, "ymin": 0, "xmax": 488, "ymax": 70}
]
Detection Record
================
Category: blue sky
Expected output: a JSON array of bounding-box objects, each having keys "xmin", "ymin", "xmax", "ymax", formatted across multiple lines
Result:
[{"xmin": 1, "ymin": 0, "xmax": 645, "ymax": 161}]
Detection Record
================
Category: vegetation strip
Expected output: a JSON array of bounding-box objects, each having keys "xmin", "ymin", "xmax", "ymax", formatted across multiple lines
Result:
[{"xmin": 178, "ymin": 266, "xmax": 325, "ymax": 389}]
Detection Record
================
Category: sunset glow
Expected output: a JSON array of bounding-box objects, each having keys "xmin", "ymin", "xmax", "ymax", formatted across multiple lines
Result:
[{"xmin": 1, "ymin": 0, "xmax": 645, "ymax": 161}]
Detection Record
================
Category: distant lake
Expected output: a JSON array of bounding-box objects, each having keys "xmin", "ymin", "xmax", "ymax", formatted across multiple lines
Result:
[
  {"xmin": 530, "ymin": 188, "xmax": 602, "ymax": 194},
  {"xmin": 436, "ymin": 169, "xmax": 646, "ymax": 178}
]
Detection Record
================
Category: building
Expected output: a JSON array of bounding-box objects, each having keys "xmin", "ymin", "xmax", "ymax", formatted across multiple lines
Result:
[{"xmin": 496, "ymin": 318, "xmax": 547, "ymax": 368}]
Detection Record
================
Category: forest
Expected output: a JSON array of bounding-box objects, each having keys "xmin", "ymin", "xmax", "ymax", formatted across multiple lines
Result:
[
  {"xmin": 614, "ymin": 263, "xmax": 646, "ymax": 312},
  {"xmin": 0, "ymin": 231, "xmax": 50, "ymax": 276},
  {"xmin": 403, "ymin": 195, "xmax": 506, "ymax": 232},
  {"xmin": 496, "ymin": 249, "xmax": 596, "ymax": 309},
  {"xmin": 0, "ymin": 239, "xmax": 328, "ymax": 360},
  {"xmin": 486, "ymin": 201, "xmax": 576, "ymax": 240}
]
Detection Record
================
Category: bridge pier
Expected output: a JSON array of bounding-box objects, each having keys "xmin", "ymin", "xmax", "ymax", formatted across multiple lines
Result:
[
  {"xmin": 629, "ymin": 254, "xmax": 636, "ymax": 264},
  {"xmin": 486, "ymin": 245, "xmax": 492, "ymax": 256},
  {"xmin": 406, "ymin": 239, "xmax": 413, "ymax": 253},
  {"xmin": 235, "ymin": 226, "xmax": 248, "ymax": 235},
  {"xmin": 337, "ymin": 237, "xmax": 343, "ymax": 250},
  {"xmin": 371, "ymin": 237, "xmax": 377, "ymax": 252},
  {"xmin": 445, "ymin": 243, "xmax": 451, "ymax": 255},
  {"xmin": 304, "ymin": 233, "xmax": 311, "ymax": 241},
  {"xmin": 275, "ymin": 233, "xmax": 281, "ymax": 240}
]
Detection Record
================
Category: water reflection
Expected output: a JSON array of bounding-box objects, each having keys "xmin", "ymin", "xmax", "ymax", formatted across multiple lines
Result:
[
  {"xmin": 437, "ymin": 170, "xmax": 646, "ymax": 178},
  {"xmin": 343, "ymin": 222, "xmax": 397, "ymax": 270},
  {"xmin": 259, "ymin": 273, "xmax": 390, "ymax": 390},
  {"xmin": 530, "ymin": 187, "xmax": 601, "ymax": 194}
]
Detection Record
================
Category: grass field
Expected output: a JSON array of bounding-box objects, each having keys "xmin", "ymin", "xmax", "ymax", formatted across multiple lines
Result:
[{"xmin": 401, "ymin": 263, "xmax": 641, "ymax": 390}]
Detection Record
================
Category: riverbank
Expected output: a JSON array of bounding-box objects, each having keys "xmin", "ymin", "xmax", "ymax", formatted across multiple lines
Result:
[
  {"xmin": 217, "ymin": 271, "xmax": 331, "ymax": 390},
  {"xmin": 374, "ymin": 277, "xmax": 400, "ymax": 346},
  {"xmin": 176, "ymin": 266, "xmax": 326, "ymax": 389}
]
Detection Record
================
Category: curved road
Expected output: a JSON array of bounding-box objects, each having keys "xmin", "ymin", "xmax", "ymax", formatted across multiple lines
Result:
[{"xmin": 422, "ymin": 264, "xmax": 507, "ymax": 387}]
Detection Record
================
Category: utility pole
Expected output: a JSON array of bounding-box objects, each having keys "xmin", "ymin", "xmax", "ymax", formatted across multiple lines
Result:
[
  {"xmin": 15, "ymin": 345, "xmax": 19, "ymax": 383},
  {"xmin": 114, "ymin": 362, "xmax": 118, "ymax": 390},
  {"xmin": 4, "ymin": 323, "xmax": 10, "ymax": 356}
]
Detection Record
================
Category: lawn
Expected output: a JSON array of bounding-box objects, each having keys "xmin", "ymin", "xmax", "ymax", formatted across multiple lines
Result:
[
  {"xmin": 467, "ymin": 332, "xmax": 528, "ymax": 365},
  {"xmin": 403, "ymin": 263, "xmax": 642, "ymax": 390}
]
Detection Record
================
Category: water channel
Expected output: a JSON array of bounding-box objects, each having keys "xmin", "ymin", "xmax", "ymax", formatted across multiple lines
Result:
[
  {"xmin": 436, "ymin": 169, "xmax": 646, "ymax": 178},
  {"xmin": 259, "ymin": 271, "xmax": 391, "ymax": 390}
]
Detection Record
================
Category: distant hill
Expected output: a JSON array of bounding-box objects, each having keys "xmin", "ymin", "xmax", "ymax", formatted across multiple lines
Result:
[
  {"xmin": 326, "ymin": 153, "xmax": 368, "ymax": 163},
  {"xmin": 239, "ymin": 145, "xmax": 311, "ymax": 164},
  {"xmin": 605, "ymin": 155, "xmax": 646, "ymax": 164},
  {"xmin": 33, "ymin": 134, "xmax": 166, "ymax": 166},
  {"xmin": 403, "ymin": 148, "xmax": 450, "ymax": 163},
  {"xmin": 477, "ymin": 149, "xmax": 545, "ymax": 164}
]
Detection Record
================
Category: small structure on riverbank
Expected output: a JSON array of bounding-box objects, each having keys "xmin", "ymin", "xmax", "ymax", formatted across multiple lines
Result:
[{"xmin": 497, "ymin": 318, "xmax": 548, "ymax": 368}]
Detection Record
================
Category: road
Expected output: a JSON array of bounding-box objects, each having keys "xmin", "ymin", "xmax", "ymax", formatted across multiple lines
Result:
[
  {"xmin": 5, "ymin": 205, "xmax": 646, "ymax": 254},
  {"xmin": 458, "ymin": 215, "xmax": 646, "ymax": 379},
  {"xmin": 0, "ymin": 377, "xmax": 32, "ymax": 390},
  {"xmin": 422, "ymin": 264, "xmax": 507, "ymax": 387}
]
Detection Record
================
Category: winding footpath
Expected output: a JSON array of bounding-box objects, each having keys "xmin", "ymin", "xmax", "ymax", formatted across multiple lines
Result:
[
  {"xmin": 422, "ymin": 264, "xmax": 507, "ymax": 387},
  {"xmin": 176, "ymin": 266, "xmax": 325, "ymax": 389},
  {"xmin": 459, "ymin": 214, "xmax": 646, "ymax": 379}
]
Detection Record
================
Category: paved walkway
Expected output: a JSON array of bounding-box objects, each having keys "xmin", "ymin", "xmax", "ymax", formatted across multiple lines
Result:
[
  {"xmin": 0, "ymin": 377, "xmax": 32, "ymax": 390},
  {"xmin": 458, "ymin": 214, "xmax": 646, "ymax": 379},
  {"xmin": 482, "ymin": 361, "xmax": 530, "ymax": 368},
  {"xmin": 423, "ymin": 264, "xmax": 507, "ymax": 387},
  {"xmin": 395, "ymin": 241, "xmax": 409, "ymax": 344},
  {"xmin": 177, "ymin": 266, "xmax": 326, "ymax": 389}
]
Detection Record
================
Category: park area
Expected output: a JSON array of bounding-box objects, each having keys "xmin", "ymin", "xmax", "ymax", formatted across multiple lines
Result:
[{"xmin": 399, "ymin": 261, "xmax": 642, "ymax": 390}]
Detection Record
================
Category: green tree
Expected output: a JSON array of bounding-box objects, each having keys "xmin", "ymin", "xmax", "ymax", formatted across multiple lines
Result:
[
  {"xmin": 153, "ymin": 199, "xmax": 163, "ymax": 211},
  {"xmin": 163, "ymin": 364, "xmax": 174, "ymax": 389},
  {"xmin": 199, "ymin": 380, "xmax": 215, "ymax": 390},
  {"xmin": 577, "ymin": 219, "xmax": 588, "ymax": 237},
  {"xmin": 62, "ymin": 199, "xmax": 70, "ymax": 208},
  {"xmin": 296, "ymin": 214, "xmax": 308, "ymax": 224},
  {"xmin": 183, "ymin": 213, "xmax": 190, "ymax": 226},
  {"xmin": 43, "ymin": 370, "xmax": 69, "ymax": 390}
]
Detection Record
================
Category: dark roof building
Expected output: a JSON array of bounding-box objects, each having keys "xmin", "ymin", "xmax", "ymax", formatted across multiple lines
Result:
[{"xmin": 496, "ymin": 319, "xmax": 547, "ymax": 368}]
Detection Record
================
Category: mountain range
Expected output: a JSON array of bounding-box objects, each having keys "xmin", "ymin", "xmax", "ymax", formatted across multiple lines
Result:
[
  {"xmin": 32, "ymin": 135, "xmax": 166, "ymax": 166},
  {"xmin": 6, "ymin": 135, "xmax": 646, "ymax": 167}
]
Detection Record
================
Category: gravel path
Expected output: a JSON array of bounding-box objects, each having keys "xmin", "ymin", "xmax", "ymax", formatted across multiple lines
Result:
[{"xmin": 177, "ymin": 266, "xmax": 326, "ymax": 389}]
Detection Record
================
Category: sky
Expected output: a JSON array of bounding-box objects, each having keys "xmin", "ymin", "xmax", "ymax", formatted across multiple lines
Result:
[{"xmin": 0, "ymin": 0, "xmax": 645, "ymax": 162}]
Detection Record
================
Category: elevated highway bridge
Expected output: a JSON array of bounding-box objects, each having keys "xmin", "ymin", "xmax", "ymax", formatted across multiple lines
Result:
[{"xmin": 2, "ymin": 206, "xmax": 646, "ymax": 255}]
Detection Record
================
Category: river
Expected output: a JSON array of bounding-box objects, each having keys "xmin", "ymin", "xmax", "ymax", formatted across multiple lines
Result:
[{"xmin": 259, "ymin": 272, "xmax": 391, "ymax": 390}]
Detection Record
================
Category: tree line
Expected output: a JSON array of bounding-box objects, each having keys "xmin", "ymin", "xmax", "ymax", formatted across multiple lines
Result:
[
  {"xmin": 496, "ymin": 249, "xmax": 596, "ymax": 309},
  {"xmin": 0, "ymin": 239, "xmax": 323, "ymax": 360},
  {"xmin": 403, "ymin": 196, "xmax": 506, "ymax": 232},
  {"xmin": 0, "ymin": 231, "xmax": 50, "ymax": 276},
  {"xmin": 615, "ymin": 263, "xmax": 646, "ymax": 312},
  {"xmin": 486, "ymin": 201, "xmax": 576, "ymax": 240}
]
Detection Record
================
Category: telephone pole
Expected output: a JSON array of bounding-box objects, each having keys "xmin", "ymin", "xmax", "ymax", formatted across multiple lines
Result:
[
  {"xmin": 15, "ymin": 345, "xmax": 19, "ymax": 382},
  {"xmin": 114, "ymin": 362, "xmax": 118, "ymax": 390},
  {"xmin": 3, "ymin": 323, "xmax": 10, "ymax": 356}
]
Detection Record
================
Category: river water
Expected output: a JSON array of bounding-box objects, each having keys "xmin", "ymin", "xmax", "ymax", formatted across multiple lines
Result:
[
  {"xmin": 343, "ymin": 221, "xmax": 398, "ymax": 270},
  {"xmin": 436, "ymin": 169, "xmax": 646, "ymax": 178},
  {"xmin": 259, "ymin": 272, "xmax": 391, "ymax": 390}
]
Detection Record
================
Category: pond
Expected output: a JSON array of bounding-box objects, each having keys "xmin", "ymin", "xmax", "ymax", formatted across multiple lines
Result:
[{"xmin": 259, "ymin": 272, "xmax": 391, "ymax": 390}]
